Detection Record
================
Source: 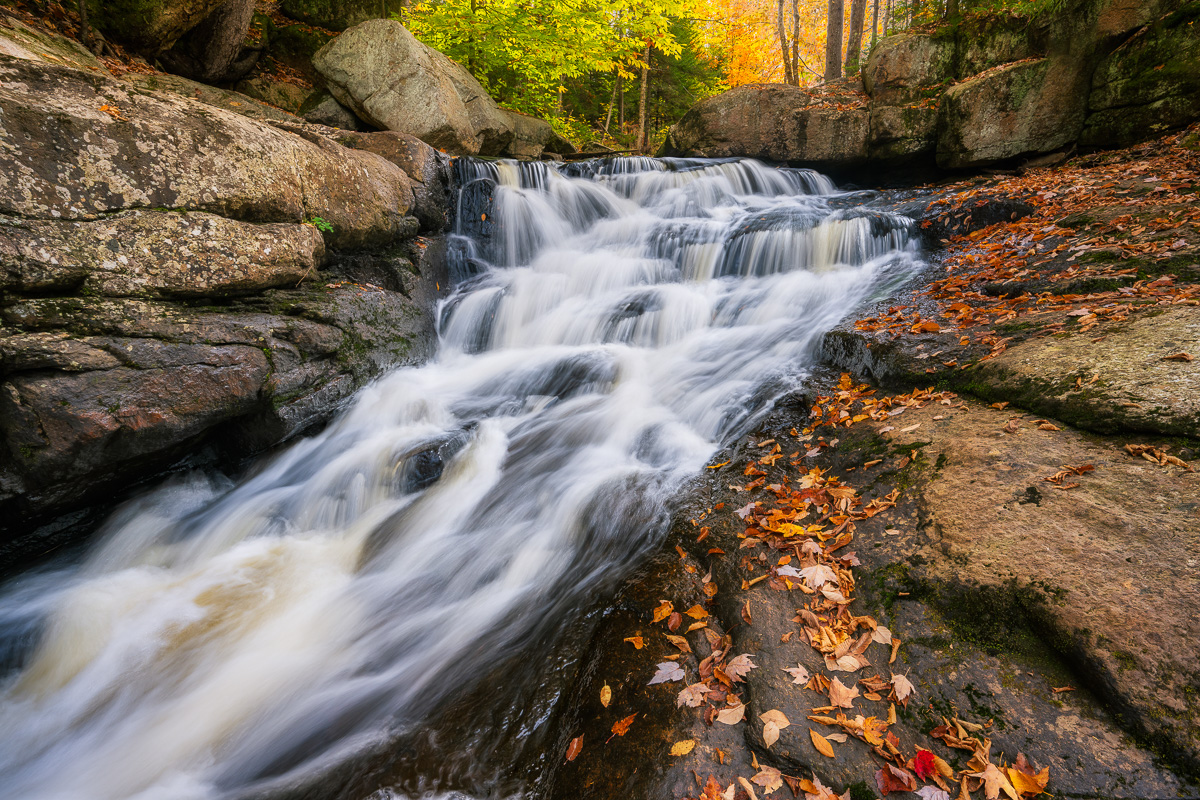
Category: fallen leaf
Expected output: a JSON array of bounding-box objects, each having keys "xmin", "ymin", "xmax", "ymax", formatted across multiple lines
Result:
[
  {"xmin": 652, "ymin": 601, "xmax": 674, "ymax": 623},
  {"xmin": 565, "ymin": 735, "xmax": 583, "ymax": 761},
  {"xmin": 677, "ymin": 682, "xmax": 711, "ymax": 707},
  {"xmin": 914, "ymin": 748, "xmax": 937, "ymax": 780},
  {"xmin": 876, "ymin": 763, "xmax": 918, "ymax": 794},
  {"xmin": 664, "ymin": 633, "xmax": 692, "ymax": 653},
  {"xmin": 783, "ymin": 663, "xmax": 811, "ymax": 684},
  {"xmin": 669, "ymin": 739, "xmax": 696, "ymax": 756},
  {"xmin": 829, "ymin": 677, "xmax": 860, "ymax": 708},
  {"xmin": 760, "ymin": 709, "xmax": 791, "ymax": 728},
  {"xmin": 624, "ymin": 636, "xmax": 644, "ymax": 649},
  {"xmin": 1037, "ymin": 422, "xmax": 1060, "ymax": 431},
  {"xmin": 751, "ymin": 766, "xmax": 783, "ymax": 794},
  {"xmin": 685, "ymin": 605, "xmax": 709, "ymax": 619},
  {"xmin": 763, "ymin": 721, "xmax": 781, "ymax": 747},
  {"xmin": 1162, "ymin": 352, "xmax": 1193, "ymax": 361},
  {"xmin": 716, "ymin": 701, "xmax": 746, "ymax": 724},
  {"xmin": 974, "ymin": 763, "xmax": 1019, "ymax": 800},
  {"xmin": 607, "ymin": 714, "xmax": 637, "ymax": 742},
  {"xmin": 649, "ymin": 662, "xmax": 685, "ymax": 685},
  {"xmin": 600, "ymin": 683, "xmax": 612, "ymax": 707},
  {"xmin": 809, "ymin": 728, "xmax": 835, "ymax": 757},
  {"xmin": 916, "ymin": 787, "xmax": 950, "ymax": 800},
  {"xmin": 725, "ymin": 653, "xmax": 758, "ymax": 681},
  {"xmin": 891, "ymin": 673, "xmax": 916, "ymax": 705}
]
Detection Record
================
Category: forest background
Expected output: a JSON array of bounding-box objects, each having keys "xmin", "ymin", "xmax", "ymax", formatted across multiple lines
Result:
[{"xmin": 400, "ymin": 0, "xmax": 1059, "ymax": 152}]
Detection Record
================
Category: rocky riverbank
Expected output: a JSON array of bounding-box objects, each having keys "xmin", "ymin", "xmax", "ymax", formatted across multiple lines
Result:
[
  {"xmin": 660, "ymin": 0, "xmax": 1200, "ymax": 179},
  {"xmin": 530, "ymin": 126, "xmax": 1200, "ymax": 800},
  {"xmin": 0, "ymin": 16, "xmax": 455, "ymax": 562}
]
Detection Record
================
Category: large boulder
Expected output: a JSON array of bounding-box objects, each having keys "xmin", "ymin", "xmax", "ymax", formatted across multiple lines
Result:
[
  {"xmin": 279, "ymin": 0, "xmax": 393, "ymax": 31},
  {"xmin": 333, "ymin": 131, "xmax": 453, "ymax": 232},
  {"xmin": 659, "ymin": 83, "xmax": 870, "ymax": 169},
  {"xmin": 862, "ymin": 32, "xmax": 954, "ymax": 103},
  {"xmin": 0, "ymin": 56, "xmax": 411, "ymax": 250},
  {"xmin": 313, "ymin": 19, "xmax": 513, "ymax": 155},
  {"xmin": 936, "ymin": 57, "xmax": 1087, "ymax": 168},
  {"xmin": 91, "ymin": 0, "xmax": 229, "ymax": 55},
  {"xmin": 159, "ymin": 0, "xmax": 259, "ymax": 83},
  {"xmin": 503, "ymin": 110, "xmax": 577, "ymax": 159},
  {"xmin": 1080, "ymin": 6, "xmax": 1200, "ymax": 148}
]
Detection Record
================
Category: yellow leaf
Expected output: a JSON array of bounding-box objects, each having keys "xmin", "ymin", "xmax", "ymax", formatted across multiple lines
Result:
[
  {"xmin": 623, "ymin": 636, "xmax": 644, "ymax": 649},
  {"xmin": 684, "ymin": 605, "xmax": 709, "ymax": 619},
  {"xmin": 670, "ymin": 739, "xmax": 696, "ymax": 756},
  {"xmin": 809, "ymin": 728, "xmax": 835, "ymax": 758},
  {"xmin": 600, "ymin": 683, "xmax": 611, "ymax": 708},
  {"xmin": 651, "ymin": 601, "xmax": 674, "ymax": 623}
]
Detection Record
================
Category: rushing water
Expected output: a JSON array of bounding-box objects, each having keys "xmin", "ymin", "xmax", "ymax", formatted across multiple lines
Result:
[{"xmin": 0, "ymin": 157, "xmax": 921, "ymax": 800}]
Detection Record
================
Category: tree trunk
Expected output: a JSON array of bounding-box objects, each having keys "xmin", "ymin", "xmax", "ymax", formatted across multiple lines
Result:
[
  {"xmin": 619, "ymin": 73, "xmax": 625, "ymax": 131},
  {"xmin": 845, "ymin": 0, "xmax": 868, "ymax": 75},
  {"xmin": 791, "ymin": 0, "xmax": 800, "ymax": 84},
  {"xmin": 602, "ymin": 73, "xmax": 618, "ymax": 139},
  {"xmin": 637, "ymin": 45, "xmax": 650, "ymax": 153},
  {"xmin": 776, "ymin": 0, "xmax": 795, "ymax": 85},
  {"xmin": 870, "ymin": 0, "xmax": 880, "ymax": 50},
  {"xmin": 824, "ymin": 0, "xmax": 845, "ymax": 81}
]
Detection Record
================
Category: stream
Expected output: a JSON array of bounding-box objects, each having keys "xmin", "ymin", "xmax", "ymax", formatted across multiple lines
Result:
[{"xmin": 0, "ymin": 157, "xmax": 923, "ymax": 800}]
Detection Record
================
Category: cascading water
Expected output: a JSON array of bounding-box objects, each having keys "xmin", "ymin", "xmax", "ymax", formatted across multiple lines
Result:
[{"xmin": 0, "ymin": 157, "xmax": 922, "ymax": 800}]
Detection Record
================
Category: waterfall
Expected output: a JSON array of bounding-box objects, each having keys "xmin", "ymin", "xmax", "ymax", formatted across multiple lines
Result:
[{"xmin": 0, "ymin": 157, "xmax": 921, "ymax": 800}]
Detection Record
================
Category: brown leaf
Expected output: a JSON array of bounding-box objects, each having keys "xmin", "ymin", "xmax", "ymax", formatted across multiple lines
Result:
[
  {"xmin": 891, "ymin": 672, "xmax": 916, "ymax": 705},
  {"xmin": 651, "ymin": 600, "xmax": 674, "ymax": 623},
  {"xmin": 623, "ymin": 636, "xmax": 644, "ymax": 649},
  {"xmin": 700, "ymin": 775, "xmax": 725, "ymax": 800},
  {"xmin": 667, "ymin": 611, "xmax": 682, "ymax": 631},
  {"xmin": 565, "ymin": 735, "xmax": 583, "ymax": 761},
  {"xmin": 751, "ymin": 766, "xmax": 783, "ymax": 794},
  {"xmin": 724, "ymin": 653, "xmax": 758, "ymax": 681},
  {"xmin": 741, "ymin": 600, "xmax": 753, "ymax": 626},
  {"xmin": 1162, "ymin": 351, "xmax": 1193, "ymax": 361},
  {"xmin": 876, "ymin": 763, "xmax": 917, "ymax": 794},
  {"xmin": 829, "ymin": 676, "xmax": 860, "ymax": 708},
  {"xmin": 677, "ymin": 682, "xmax": 711, "ymax": 707},
  {"xmin": 716, "ymin": 701, "xmax": 746, "ymax": 724},
  {"xmin": 809, "ymin": 728, "xmax": 836, "ymax": 757}
]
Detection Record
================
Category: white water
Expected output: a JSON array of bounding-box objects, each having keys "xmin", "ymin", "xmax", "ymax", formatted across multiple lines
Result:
[{"xmin": 0, "ymin": 158, "xmax": 920, "ymax": 800}]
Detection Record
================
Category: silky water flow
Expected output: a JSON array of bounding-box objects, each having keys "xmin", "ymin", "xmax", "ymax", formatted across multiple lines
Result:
[{"xmin": 0, "ymin": 157, "xmax": 923, "ymax": 800}]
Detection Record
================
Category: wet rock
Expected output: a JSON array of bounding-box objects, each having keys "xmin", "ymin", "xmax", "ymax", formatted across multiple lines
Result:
[
  {"xmin": 873, "ymin": 398, "xmax": 1200, "ymax": 777},
  {"xmin": 313, "ymin": 19, "xmax": 514, "ymax": 156},
  {"xmin": 0, "ymin": 211, "xmax": 324, "ymax": 298},
  {"xmin": 0, "ymin": 272, "xmax": 443, "ymax": 546},
  {"xmin": 868, "ymin": 103, "xmax": 938, "ymax": 164},
  {"xmin": 0, "ymin": 56, "xmax": 410, "ymax": 250}
]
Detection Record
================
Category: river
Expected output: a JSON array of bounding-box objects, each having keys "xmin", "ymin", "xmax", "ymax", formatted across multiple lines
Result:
[{"xmin": 0, "ymin": 157, "xmax": 922, "ymax": 800}]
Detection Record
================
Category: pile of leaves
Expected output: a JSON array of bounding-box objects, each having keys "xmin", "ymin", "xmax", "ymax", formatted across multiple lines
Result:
[
  {"xmin": 856, "ymin": 123, "xmax": 1200, "ymax": 366},
  {"xmin": 566, "ymin": 378, "xmax": 1051, "ymax": 800}
]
